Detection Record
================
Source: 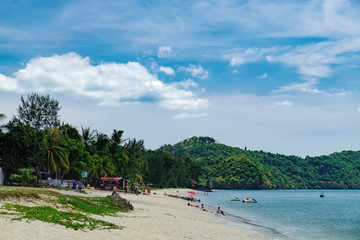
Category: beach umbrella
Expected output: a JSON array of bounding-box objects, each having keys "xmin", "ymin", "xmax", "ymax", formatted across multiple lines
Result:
[{"xmin": 187, "ymin": 191, "xmax": 197, "ymax": 195}]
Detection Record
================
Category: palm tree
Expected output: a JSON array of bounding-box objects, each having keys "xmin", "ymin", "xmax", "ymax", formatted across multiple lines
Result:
[
  {"xmin": 111, "ymin": 129, "xmax": 124, "ymax": 144},
  {"xmin": 81, "ymin": 126, "xmax": 96, "ymax": 153},
  {"xmin": 0, "ymin": 113, "xmax": 5, "ymax": 132},
  {"xmin": 88, "ymin": 154, "xmax": 116, "ymax": 178},
  {"xmin": 123, "ymin": 139, "xmax": 145, "ymax": 181},
  {"xmin": 43, "ymin": 128, "xmax": 69, "ymax": 179}
]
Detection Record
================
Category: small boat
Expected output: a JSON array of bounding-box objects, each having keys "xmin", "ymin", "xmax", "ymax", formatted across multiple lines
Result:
[
  {"xmin": 230, "ymin": 197, "xmax": 240, "ymax": 201},
  {"xmin": 242, "ymin": 198, "xmax": 257, "ymax": 203},
  {"xmin": 320, "ymin": 193, "xmax": 325, "ymax": 198}
]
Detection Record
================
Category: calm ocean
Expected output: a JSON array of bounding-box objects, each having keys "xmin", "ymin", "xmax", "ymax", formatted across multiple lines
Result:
[{"xmin": 194, "ymin": 190, "xmax": 360, "ymax": 240}]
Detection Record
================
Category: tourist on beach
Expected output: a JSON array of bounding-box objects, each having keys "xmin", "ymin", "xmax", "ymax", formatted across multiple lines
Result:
[
  {"xmin": 216, "ymin": 207, "xmax": 225, "ymax": 216},
  {"xmin": 188, "ymin": 203, "xmax": 199, "ymax": 208}
]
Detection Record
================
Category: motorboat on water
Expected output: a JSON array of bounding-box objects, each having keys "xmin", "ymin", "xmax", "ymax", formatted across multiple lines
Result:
[
  {"xmin": 320, "ymin": 193, "xmax": 325, "ymax": 198},
  {"xmin": 242, "ymin": 198, "xmax": 257, "ymax": 203},
  {"xmin": 230, "ymin": 197, "xmax": 241, "ymax": 201}
]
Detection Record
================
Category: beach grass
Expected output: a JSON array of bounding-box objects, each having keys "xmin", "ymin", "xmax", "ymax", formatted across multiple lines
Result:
[{"xmin": 0, "ymin": 186, "xmax": 130, "ymax": 230}]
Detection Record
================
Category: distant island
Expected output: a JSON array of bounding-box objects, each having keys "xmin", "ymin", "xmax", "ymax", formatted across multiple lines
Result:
[{"xmin": 159, "ymin": 136, "xmax": 360, "ymax": 189}]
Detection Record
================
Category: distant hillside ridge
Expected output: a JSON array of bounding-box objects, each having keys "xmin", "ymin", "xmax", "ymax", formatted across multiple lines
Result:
[{"xmin": 158, "ymin": 136, "xmax": 360, "ymax": 189}]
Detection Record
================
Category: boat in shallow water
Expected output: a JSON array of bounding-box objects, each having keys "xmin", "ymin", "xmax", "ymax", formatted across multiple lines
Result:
[
  {"xmin": 230, "ymin": 197, "xmax": 241, "ymax": 201},
  {"xmin": 242, "ymin": 198, "xmax": 257, "ymax": 203}
]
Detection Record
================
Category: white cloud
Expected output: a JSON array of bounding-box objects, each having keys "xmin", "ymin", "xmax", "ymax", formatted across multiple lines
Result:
[
  {"xmin": 0, "ymin": 52, "xmax": 209, "ymax": 110},
  {"xmin": 179, "ymin": 64, "xmax": 209, "ymax": 79},
  {"xmin": 173, "ymin": 112, "xmax": 208, "ymax": 119},
  {"xmin": 224, "ymin": 47, "xmax": 280, "ymax": 66},
  {"xmin": 158, "ymin": 46, "xmax": 173, "ymax": 58},
  {"xmin": 159, "ymin": 66, "xmax": 175, "ymax": 75},
  {"xmin": 223, "ymin": 38, "xmax": 360, "ymax": 94},
  {"xmin": 230, "ymin": 56, "xmax": 245, "ymax": 65},
  {"xmin": 276, "ymin": 100, "xmax": 293, "ymax": 107},
  {"xmin": 268, "ymin": 38, "xmax": 360, "ymax": 93},
  {"xmin": 0, "ymin": 74, "xmax": 18, "ymax": 91},
  {"xmin": 259, "ymin": 73, "xmax": 268, "ymax": 79},
  {"xmin": 171, "ymin": 79, "xmax": 199, "ymax": 89},
  {"xmin": 274, "ymin": 78, "xmax": 322, "ymax": 94}
]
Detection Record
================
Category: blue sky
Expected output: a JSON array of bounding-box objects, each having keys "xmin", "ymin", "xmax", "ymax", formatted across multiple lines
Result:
[{"xmin": 1, "ymin": 0, "xmax": 360, "ymax": 157}]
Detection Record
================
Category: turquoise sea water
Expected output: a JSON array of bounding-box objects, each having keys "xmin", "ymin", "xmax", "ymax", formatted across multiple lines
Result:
[{"xmin": 194, "ymin": 190, "xmax": 360, "ymax": 240}]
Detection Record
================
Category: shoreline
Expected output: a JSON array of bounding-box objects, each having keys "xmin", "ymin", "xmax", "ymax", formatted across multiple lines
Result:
[
  {"xmin": 0, "ymin": 187, "xmax": 279, "ymax": 240},
  {"xmin": 176, "ymin": 190, "xmax": 291, "ymax": 240}
]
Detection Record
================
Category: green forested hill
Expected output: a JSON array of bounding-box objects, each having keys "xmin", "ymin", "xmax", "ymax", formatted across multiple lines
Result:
[{"xmin": 159, "ymin": 136, "xmax": 360, "ymax": 189}]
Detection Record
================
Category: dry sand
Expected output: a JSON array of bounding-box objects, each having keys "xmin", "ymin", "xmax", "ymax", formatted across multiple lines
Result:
[{"xmin": 0, "ymin": 188, "xmax": 279, "ymax": 240}]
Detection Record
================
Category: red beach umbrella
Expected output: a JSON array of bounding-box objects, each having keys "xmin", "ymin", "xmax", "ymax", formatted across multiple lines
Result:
[{"xmin": 187, "ymin": 191, "xmax": 197, "ymax": 195}]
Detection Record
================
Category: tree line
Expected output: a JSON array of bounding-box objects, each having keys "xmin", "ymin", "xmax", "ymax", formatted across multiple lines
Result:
[{"xmin": 0, "ymin": 93, "xmax": 201, "ymax": 188}]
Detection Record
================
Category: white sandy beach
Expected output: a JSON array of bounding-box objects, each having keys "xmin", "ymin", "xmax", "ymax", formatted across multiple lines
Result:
[{"xmin": 0, "ymin": 188, "xmax": 278, "ymax": 240}]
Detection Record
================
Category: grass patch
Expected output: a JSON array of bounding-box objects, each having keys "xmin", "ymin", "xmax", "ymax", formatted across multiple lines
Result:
[
  {"xmin": 55, "ymin": 187, "xmax": 87, "ymax": 194},
  {"xmin": 0, "ymin": 186, "xmax": 132, "ymax": 231},
  {"xmin": 2, "ymin": 204, "xmax": 121, "ymax": 230},
  {"xmin": 0, "ymin": 190, "xmax": 41, "ymax": 201},
  {"xmin": 56, "ymin": 195, "xmax": 126, "ymax": 216}
]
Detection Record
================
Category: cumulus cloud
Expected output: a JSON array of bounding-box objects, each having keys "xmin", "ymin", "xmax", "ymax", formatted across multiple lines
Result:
[
  {"xmin": 159, "ymin": 66, "xmax": 175, "ymax": 75},
  {"xmin": 0, "ymin": 52, "xmax": 209, "ymax": 110},
  {"xmin": 173, "ymin": 112, "xmax": 208, "ymax": 119},
  {"xmin": 179, "ymin": 64, "xmax": 209, "ymax": 79},
  {"xmin": 158, "ymin": 46, "xmax": 173, "ymax": 58}
]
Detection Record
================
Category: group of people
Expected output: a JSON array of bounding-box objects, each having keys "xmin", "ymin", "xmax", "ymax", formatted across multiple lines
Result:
[
  {"xmin": 187, "ymin": 202, "xmax": 225, "ymax": 216},
  {"xmin": 67, "ymin": 181, "xmax": 86, "ymax": 190}
]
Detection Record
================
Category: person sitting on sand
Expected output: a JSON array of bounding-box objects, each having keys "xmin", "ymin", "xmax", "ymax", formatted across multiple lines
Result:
[
  {"xmin": 216, "ymin": 207, "xmax": 225, "ymax": 216},
  {"xmin": 187, "ymin": 203, "xmax": 199, "ymax": 208},
  {"xmin": 201, "ymin": 204, "xmax": 211, "ymax": 212}
]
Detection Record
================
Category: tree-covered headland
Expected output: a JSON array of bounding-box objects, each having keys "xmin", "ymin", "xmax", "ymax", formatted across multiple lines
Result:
[{"xmin": 159, "ymin": 136, "xmax": 360, "ymax": 189}]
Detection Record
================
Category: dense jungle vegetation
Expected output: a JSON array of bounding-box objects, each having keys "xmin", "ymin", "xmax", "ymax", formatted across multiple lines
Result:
[
  {"xmin": 159, "ymin": 136, "xmax": 360, "ymax": 189},
  {"xmin": 2, "ymin": 94, "xmax": 359, "ymax": 190},
  {"xmin": 0, "ymin": 93, "xmax": 201, "ymax": 188}
]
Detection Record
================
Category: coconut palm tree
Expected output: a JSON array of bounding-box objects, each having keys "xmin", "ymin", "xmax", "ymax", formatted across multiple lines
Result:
[
  {"xmin": 0, "ymin": 113, "xmax": 5, "ymax": 131},
  {"xmin": 81, "ymin": 126, "xmax": 96, "ymax": 153},
  {"xmin": 111, "ymin": 129, "xmax": 124, "ymax": 144},
  {"xmin": 43, "ymin": 128, "xmax": 69, "ymax": 179},
  {"xmin": 88, "ymin": 154, "xmax": 116, "ymax": 178}
]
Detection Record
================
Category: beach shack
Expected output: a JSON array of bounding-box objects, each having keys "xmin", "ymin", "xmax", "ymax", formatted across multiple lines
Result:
[
  {"xmin": 0, "ymin": 167, "xmax": 4, "ymax": 185},
  {"xmin": 100, "ymin": 177, "xmax": 130, "ymax": 190}
]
